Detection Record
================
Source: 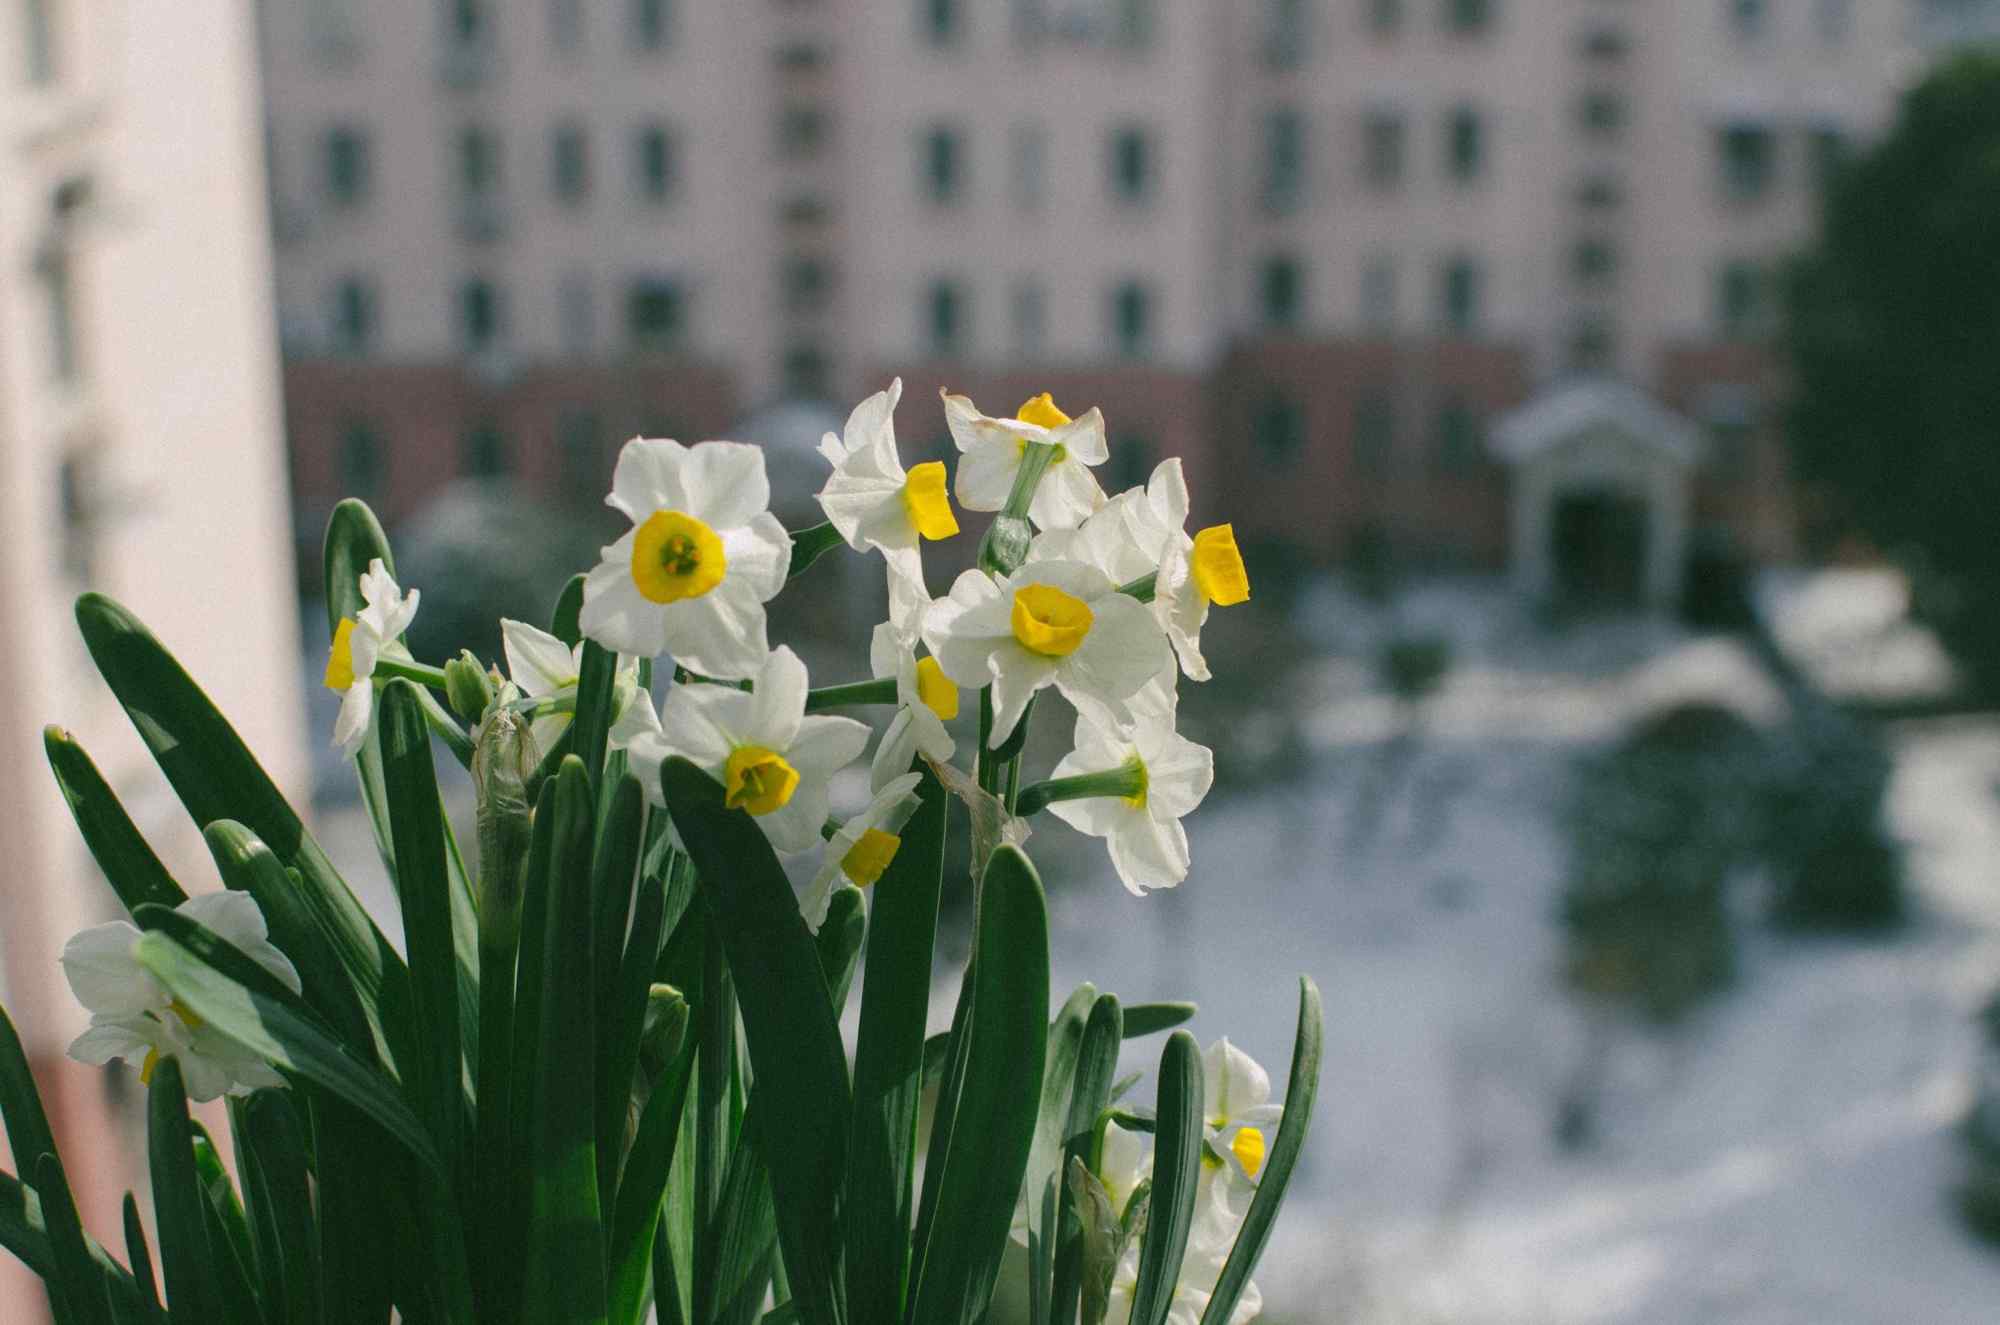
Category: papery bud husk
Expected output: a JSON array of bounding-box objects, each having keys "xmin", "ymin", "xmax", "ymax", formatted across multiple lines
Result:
[
  {"xmin": 641, "ymin": 983, "xmax": 689, "ymax": 1065},
  {"xmin": 472, "ymin": 705, "xmax": 538, "ymax": 942},
  {"xmin": 444, "ymin": 649, "xmax": 498, "ymax": 721}
]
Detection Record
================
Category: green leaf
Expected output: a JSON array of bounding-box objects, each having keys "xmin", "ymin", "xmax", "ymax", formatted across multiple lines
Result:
[
  {"xmin": 121, "ymin": 1191, "xmax": 166, "ymax": 1324},
  {"xmin": 844, "ymin": 759, "xmax": 947, "ymax": 1325},
  {"xmin": 785, "ymin": 522, "xmax": 845, "ymax": 579},
  {"xmin": 322, "ymin": 497, "xmax": 394, "ymax": 636},
  {"xmin": 234, "ymin": 1092, "xmax": 319, "ymax": 1325},
  {"xmin": 1197, "ymin": 977, "xmax": 1324, "ymax": 1325},
  {"xmin": 495, "ymin": 777, "xmax": 560, "ymax": 1324},
  {"xmin": 37, "ymin": 1152, "xmax": 113, "ymax": 1325},
  {"xmin": 907, "ymin": 845, "xmax": 1051, "ymax": 1325},
  {"xmin": 594, "ymin": 777, "xmax": 653, "ymax": 1202},
  {"xmin": 1128, "ymin": 1031, "xmax": 1203, "ymax": 1325},
  {"xmin": 44, "ymin": 727, "xmax": 187, "ymax": 912},
  {"xmin": 131, "ymin": 904, "xmax": 316, "ymax": 1020},
  {"xmin": 693, "ymin": 910, "xmax": 738, "ymax": 1319},
  {"xmin": 1051, "ymin": 994, "xmax": 1124, "ymax": 1325},
  {"xmin": 132, "ymin": 933, "xmax": 443, "ymax": 1177},
  {"xmin": 191, "ymin": 1128, "xmax": 265, "ymax": 1325},
  {"xmin": 569, "ymin": 643, "xmax": 620, "ymax": 789},
  {"xmin": 522, "ymin": 759, "xmax": 609, "ymax": 1325},
  {"xmin": 1119, "ymin": 1003, "xmax": 1196, "ymax": 1040},
  {"xmin": 1025, "ymin": 985, "xmax": 1096, "ymax": 1325},
  {"xmin": 74, "ymin": 593, "xmax": 411, "ymax": 1075},
  {"xmin": 148, "ymin": 1059, "xmax": 226, "ymax": 1322},
  {"xmin": 0, "ymin": 1005, "xmax": 61, "ymax": 1215},
  {"xmin": 606, "ymin": 1044, "xmax": 696, "ymax": 1325},
  {"xmin": 308, "ymin": 1096, "xmax": 393, "ymax": 1324},
  {"xmin": 0, "ymin": 1168, "xmax": 149, "ymax": 1318},
  {"xmin": 658, "ymin": 757, "xmax": 851, "ymax": 1325},
  {"xmin": 379, "ymin": 680, "xmax": 468, "ymax": 1190},
  {"xmin": 551, "ymin": 573, "xmax": 587, "ymax": 647}
]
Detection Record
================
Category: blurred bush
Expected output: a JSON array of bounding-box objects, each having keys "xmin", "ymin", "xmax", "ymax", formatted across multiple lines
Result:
[{"xmin": 1759, "ymin": 707, "xmax": 1903, "ymax": 929}]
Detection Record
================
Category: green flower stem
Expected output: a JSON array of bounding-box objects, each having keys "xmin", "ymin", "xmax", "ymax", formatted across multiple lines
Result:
[
  {"xmin": 374, "ymin": 656, "xmax": 452, "ymax": 690},
  {"xmin": 1004, "ymin": 754, "xmax": 1022, "ymax": 815},
  {"xmin": 803, "ymin": 677, "xmax": 898, "ymax": 712},
  {"xmin": 673, "ymin": 667, "xmax": 751, "ymax": 691},
  {"xmin": 976, "ymin": 440, "xmax": 1061, "ymax": 577},
  {"xmin": 1119, "ymin": 572, "xmax": 1158, "ymax": 603},
  {"xmin": 1015, "ymin": 764, "xmax": 1146, "ymax": 817},
  {"xmin": 1004, "ymin": 442, "xmax": 1060, "ymax": 519},
  {"xmin": 976, "ymin": 688, "xmax": 999, "ymax": 795},
  {"xmin": 787, "ymin": 521, "xmax": 846, "ymax": 579}
]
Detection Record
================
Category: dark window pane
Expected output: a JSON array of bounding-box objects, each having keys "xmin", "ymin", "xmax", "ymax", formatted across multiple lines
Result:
[
  {"xmin": 635, "ymin": 124, "xmax": 675, "ymax": 202},
  {"xmin": 927, "ymin": 280, "xmax": 964, "ymax": 356},
  {"xmin": 1432, "ymin": 394, "xmax": 1482, "ymax": 471},
  {"xmin": 552, "ymin": 123, "xmax": 589, "ymax": 203},
  {"xmin": 1260, "ymin": 255, "xmax": 1302, "ymax": 330},
  {"xmin": 1254, "ymin": 391, "xmax": 1305, "ymax": 466},
  {"xmin": 1354, "ymin": 391, "xmax": 1394, "ymax": 476},
  {"xmin": 627, "ymin": 279, "xmax": 686, "ymax": 351},
  {"xmin": 340, "ymin": 418, "xmax": 386, "ymax": 500},
  {"xmin": 462, "ymin": 420, "xmax": 509, "ymax": 478},
  {"xmin": 1112, "ymin": 281, "xmax": 1151, "ymax": 356}
]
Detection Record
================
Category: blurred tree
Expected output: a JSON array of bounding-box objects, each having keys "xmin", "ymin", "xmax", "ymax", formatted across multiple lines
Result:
[{"xmin": 1785, "ymin": 51, "xmax": 2000, "ymax": 694}]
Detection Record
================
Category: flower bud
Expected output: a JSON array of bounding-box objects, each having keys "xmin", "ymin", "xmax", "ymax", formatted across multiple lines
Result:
[
  {"xmin": 472, "ymin": 706, "xmax": 538, "ymax": 942},
  {"xmin": 977, "ymin": 513, "xmax": 1034, "ymax": 578},
  {"xmin": 641, "ymin": 983, "xmax": 689, "ymax": 1064},
  {"xmin": 444, "ymin": 650, "xmax": 497, "ymax": 721}
]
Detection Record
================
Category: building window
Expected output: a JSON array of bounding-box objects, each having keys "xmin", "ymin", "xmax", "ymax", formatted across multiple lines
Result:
[
  {"xmin": 462, "ymin": 421, "xmax": 509, "ymax": 478},
  {"xmin": 1262, "ymin": 107, "xmax": 1305, "ymax": 213},
  {"xmin": 635, "ymin": 123, "xmax": 675, "ymax": 203},
  {"xmin": 1727, "ymin": 0, "xmax": 1766, "ymax": 40},
  {"xmin": 325, "ymin": 126, "xmax": 372, "ymax": 209},
  {"xmin": 1254, "ymin": 391, "xmax": 1304, "ymax": 466},
  {"xmin": 1361, "ymin": 254, "xmax": 1397, "ymax": 331},
  {"xmin": 1367, "ymin": 0, "xmax": 1403, "ymax": 35},
  {"xmin": 1432, "ymin": 394, "xmax": 1482, "ymax": 472},
  {"xmin": 1354, "ymin": 391, "xmax": 1394, "ymax": 476},
  {"xmin": 1263, "ymin": 0, "xmax": 1307, "ymax": 66},
  {"xmin": 1576, "ymin": 172, "xmax": 1623, "ymax": 210},
  {"xmin": 1260, "ymin": 255, "xmax": 1302, "ymax": 330},
  {"xmin": 1445, "ymin": 104, "xmax": 1484, "ymax": 183},
  {"xmin": 1572, "ymin": 237, "xmax": 1616, "ymax": 285},
  {"xmin": 1109, "ymin": 125, "xmax": 1153, "ymax": 205},
  {"xmin": 1444, "ymin": 0, "xmax": 1492, "ymax": 34},
  {"xmin": 1815, "ymin": 0, "xmax": 1851, "ymax": 43},
  {"xmin": 1111, "ymin": 280, "xmax": 1151, "ymax": 357},
  {"xmin": 1718, "ymin": 123, "xmax": 1775, "ymax": 200},
  {"xmin": 927, "ymin": 279, "xmax": 965, "ymax": 357},
  {"xmin": 779, "ymin": 103, "xmax": 829, "ymax": 159},
  {"xmin": 633, "ymin": 0, "xmax": 670, "ymax": 50},
  {"xmin": 458, "ymin": 125, "xmax": 500, "ymax": 201},
  {"xmin": 339, "ymin": 419, "xmax": 385, "ymax": 502},
  {"xmin": 559, "ymin": 270, "xmax": 593, "ymax": 356},
  {"xmin": 460, "ymin": 278, "xmax": 501, "ymax": 351},
  {"xmin": 923, "ymin": 0, "xmax": 961, "ymax": 46},
  {"xmin": 1362, "ymin": 111, "xmax": 1404, "ymax": 189},
  {"xmin": 549, "ymin": 0, "xmax": 583, "ymax": 51},
  {"xmin": 1439, "ymin": 256, "xmax": 1480, "ymax": 334},
  {"xmin": 1577, "ymin": 90, "xmax": 1625, "ymax": 139},
  {"xmin": 627, "ymin": 278, "xmax": 687, "ymax": 351},
  {"xmin": 551, "ymin": 122, "xmax": 589, "ymax": 205},
  {"xmin": 1569, "ymin": 317, "xmax": 1615, "ymax": 371},
  {"xmin": 447, "ymin": 0, "xmax": 488, "ymax": 49},
  {"xmin": 25, "ymin": 0, "xmax": 59, "ymax": 84},
  {"xmin": 1107, "ymin": 432, "xmax": 1154, "ymax": 491},
  {"xmin": 1013, "ymin": 279, "xmax": 1046, "ymax": 359},
  {"xmin": 783, "ymin": 344, "xmax": 830, "ymax": 399},
  {"xmin": 1579, "ymin": 23, "xmax": 1628, "ymax": 61},
  {"xmin": 35, "ymin": 238, "xmax": 79, "ymax": 382},
  {"xmin": 330, "ymin": 276, "xmax": 376, "ymax": 354},
  {"xmin": 1716, "ymin": 260, "xmax": 1763, "ymax": 337},
  {"xmin": 782, "ymin": 255, "xmax": 831, "ymax": 313},
  {"xmin": 556, "ymin": 406, "xmax": 603, "ymax": 502},
  {"xmin": 921, "ymin": 125, "xmax": 964, "ymax": 204},
  {"xmin": 1012, "ymin": 122, "xmax": 1048, "ymax": 212}
]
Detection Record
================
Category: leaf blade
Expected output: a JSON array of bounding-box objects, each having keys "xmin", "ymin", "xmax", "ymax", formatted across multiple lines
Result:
[{"xmin": 1128, "ymin": 1031, "xmax": 1203, "ymax": 1325}]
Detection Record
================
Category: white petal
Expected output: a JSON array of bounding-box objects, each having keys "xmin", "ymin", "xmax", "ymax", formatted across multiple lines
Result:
[
  {"xmin": 356, "ymin": 559, "xmax": 417, "ymax": 639},
  {"xmin": 1028, "ymin": 459, "xmax": 1107, "ymax": 531},
  {"xmin": 581, "ymin": 535, "xmax": 672, "ymax": 657},
  {"xmin": 1203, "ymin": 1038, "xmax": 1273, "ymax": 1122},
  {"xmin": 659, "ymin": 581, "xmax": 772, "ymax": 681},
  {"xmin": 884, "ymin": 558, "xmax": 932, "ymax": 647},
  {"xmin": 1106, "ymin": 811, "xmax": 1191, "ymax": 894},
  {"xmin": 954, "ymin": 438, "xmax": 1020, "ymax": 513},
  {"xmin": 757, "ymin": 782, "xmax": 832, "ymax": 854},
  {"xmin": 502, "ymin": 618, "xmax": 581, "ymax": 696},
  {"xmin": 624, "ymin": 731, "xmax": 671, "ymax": 807},
  {"xmin": 871, "ymin": 707, "xmax": 924, "ymax": 792},
  {"xmin": 788, "ymin": 714, "xmax": 871, "ymax": 781},
  {"xmin": 989, "ymin": 654, "xmax": 1055, "ymax": 748},
  {"xmin": 818, "ymin": 475, "xmax": 905, "ymax": 550},
  {"xmin": 608, "ymin": 436, "xmax": 692, "ymax": 522},
  {"xmin": 66, "ymin": 1017, "xmax": 157, "ymax": 1067},
  {"xmin": 178, "ymin": 892, "xmax": 303, "ymax": 994},
  {"xmin": 1049, "ymin": 407, "xmax": 1109, "ymax": 465},
  {"xmin": 1143, "ymin": 731, "xmax": 1214, "ymax": 820},
  {"xmin": 60, "ymin": 922, "xmax": 159, "ymax": 1017},
  {"xmin": 609, "ymin": 686, "xmax": 662, "ymax": 750},
  {"xmin": 844, "ymin": 378, "xmax": 905, "ymax": 470},
  {"xmin": 332, "ymin": 683, "xmax": 373, "ymax": 755},
  {"xmin": 1058, "ymin": 594, "xmax": 1172, "ymax": 715},
  {"xmin": 679, "ymin": 441, "xmax": 773, "ymax": 531},
  {"xmin": 746, "ymin": 646, "xmax": 810, "ymax": 752},
  {"xmin": 1145, "ymin": 457, "xmax": 1190, "ymax": 532},
  {"xmin": 922, "ymin": 570, "xmax": 1010, "ymax": 689},
  {"xmin": 726, "ymin": 512, "xmax": 794, "ymax": 604},
  {"xmin": 656, "ymin": 684, "xmax": 743, "ymax": 773}
]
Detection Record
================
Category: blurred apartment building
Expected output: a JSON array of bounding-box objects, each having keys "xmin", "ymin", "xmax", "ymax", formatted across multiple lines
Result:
[
  {"xmin": 262, "ymin": 0, "xmax": 2000, "ymax": 600},
  {"xmin": 1, "ymin": 1, "xmax": 305, "ymax": 1308}
]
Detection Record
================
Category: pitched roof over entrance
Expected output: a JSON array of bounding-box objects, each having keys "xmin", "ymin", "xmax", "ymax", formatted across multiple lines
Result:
[{"xmin": 1489, "ymin": 377, "xmax": 1705, "ymax": 468}]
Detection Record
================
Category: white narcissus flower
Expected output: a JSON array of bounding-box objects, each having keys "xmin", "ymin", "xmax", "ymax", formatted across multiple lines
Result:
[
  {"xmin": 501, "ymin": 618, "xmax": 662, "ymax": 754},
  {"xmin": 62, "ymin": 892, "xmax": 301, "ymax": 1102},
  {"xmin": 922, "ymin": 560, "xmax": 1168, "ymax": 749},
  {"xmin": 1034, "ymin": 459, "xmax": 1250, "ymax": 682},
  {"xmin": 1045, "ymin": 673, "xmax": 1214, "ymax": 894},
  {"xmin": 943, "ymin": 390, "xmax": 1108, "ymax": 530},
  {"xmin": 628, "ymin": 645, "xmax": 869, "ymax": 854},
  {"xmin": 798, "ymin": 772, "xmax": 925, "ymax": 934},
  {"xmin": 324, "ymin": 558, "xmax": 420, "ymax": 754},
  {"xmin": 869, "ymin": 563, "xmax": 958, "ymax": 791},
  {"xmin": 579, "ymin": 438, "xmax": 791, "ymax": 679},
  {"xmin": 1201, "ymin": 1037, "xmax": 1283, "ymax": 1187},
  {"xmin": 815, "ymin": 378, "xmax": 959, "ymax": 574}
]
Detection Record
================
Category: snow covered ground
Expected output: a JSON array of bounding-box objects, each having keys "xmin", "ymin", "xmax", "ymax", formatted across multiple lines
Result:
[{"xmin": 1015, "ymin": 574, "xmax": 2000, "ymax": 1323}]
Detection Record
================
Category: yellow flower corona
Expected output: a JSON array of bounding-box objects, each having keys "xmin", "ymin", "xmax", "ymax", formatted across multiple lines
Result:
[
  {"xmin": 901, "ymin": 461, "xmax": 960, "ymax": 540},
  {"xmin": 324, "ymin": 618, "xmax": 358, "ymax": 691},
  {"xmin": 1191, "ymin": 524, "xmax": 1251, "ymax": 606},
  {"xmin": 1016, "ymin": 392, "xmax": 1071, "ymax": 429},
  {"xmin": 723, "ymin": 744, "xmax": 800, "ymax": 815},
  {"xmin": 1011, "ymin": 584, "xmax": 1094, "ymax": 657},
  {"xmin": 631, "ymin": 509, "xmax": 727, "ymax": 604},
  {"xmin": 915, "ymin": 655, "xmax": 959, "ymax": 721},
  {"xmin": 840, "ymin": 828, "xmax": 903, "ymax": 887},
  {"xmin": 1231, "ymin": 1125, "xmax": 1267, "ymax": 1179}
]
